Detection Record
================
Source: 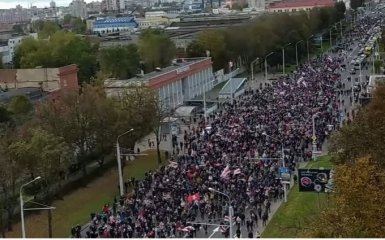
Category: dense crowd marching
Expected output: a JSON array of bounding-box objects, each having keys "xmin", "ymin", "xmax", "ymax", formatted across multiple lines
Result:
[
  {"xmin": 72, "ymin": 53, "xmax": 342, "ymax": 239},
  {"xmin": 72, "ymin": 12, "xmax": 385, "ymax": 238}
]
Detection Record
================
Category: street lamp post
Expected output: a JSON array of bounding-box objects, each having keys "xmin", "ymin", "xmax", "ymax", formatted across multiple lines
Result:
[
  {"xmin": 329, "ymin": 27, "xmax": 333, "ymax": 47},
  {"xmin": 264, "ymin": 52, "xmax": 274, "ymax": 82},
  {"xmin": 116, "ymin": 128, "xmax": 134, "ymax": 196},
  {"xmin": 307, "ymin": 35, "xmax": 314, "ymax": 62},
  {"xmin": 262, "ymin": 133, "xmax": 287, "ymax": 203},
  {"xmin": 295, "ymin": 40, "xmax": 303, "ymax": 67},
  {"xmin": 282, "ymin": 43, "xmax": 291, "ymax": 75},
  {"xmin": 250, "ymin": 57, "xmax": 260, "ymax": 81},
  {"xmin": 208, "ymin": 188, "xmax": 233, "ymax": 238},
  {"xmin": 203, "ymin": 79, "xmax": 218, "ymax": 125},
  {"xmin": 359, "ymin": 62, "xmax": 363, "ymax": 89},
  {"xmin": 20, "ymin": 176, "xmax": 41, "ymax": 238}
]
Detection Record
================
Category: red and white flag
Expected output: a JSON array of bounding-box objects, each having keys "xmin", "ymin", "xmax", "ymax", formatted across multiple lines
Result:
[
  {"xmin": 220, "ymin": 165, "xmax": 231, "ymax": 180},
  {"xmin": 186, "ymin": 193, "xmax": 201, "ymax": 204},
  {"xmin": 233, "ymin": 168, "xmax": 242, "ymax": 175},
  {"xmin": 224, "ymin": 216, "xmax": 236, "ymax": 222},
  {"xmin": 178, "ymin": 226, "xmax": 195, "ymax": 232},
  {"xmin": 168, "ymin": 161, "xmax": 178, "ymax": 168}
]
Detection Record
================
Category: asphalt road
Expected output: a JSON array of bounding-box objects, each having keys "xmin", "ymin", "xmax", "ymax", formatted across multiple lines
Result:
[
  {"xmin": 78, "ymin": 9, "xmax": 380, "ymax": 239},
  {"xmin": 189, "ymin": 12, "xmax": 379, "ymax": 238}
]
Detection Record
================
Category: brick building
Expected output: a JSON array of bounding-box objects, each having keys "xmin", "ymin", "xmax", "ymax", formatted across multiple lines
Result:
[
  {"xmin": 268, "ymin": 0, "xmax": 335, "ymax": 12},
  {"xmin": 0, "ymin": 64, "xmax": 79, "ymax": 103}
]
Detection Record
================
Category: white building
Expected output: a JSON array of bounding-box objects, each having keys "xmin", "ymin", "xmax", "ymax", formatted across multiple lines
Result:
[
  {"xmin": 0, "ymin": 46, "xmax": 10, "ymax": 64},
  {"xmin": 0, "ymin": 33, "xmax": 38, "ymax": 64},
  {"xmin": 103, "ymin": 0, "xmax": 125, "ymax": 11},
  {"xmin": 69, "ymin": 0, "xmax": 88, "ymax": 19},
  {"xmin": 248, "ymin": 0, "xmax": 266, "ymax": 10}
]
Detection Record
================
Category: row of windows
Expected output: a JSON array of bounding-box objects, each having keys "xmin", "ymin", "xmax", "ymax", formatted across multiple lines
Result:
[
  {"xmin": 272, "ymin": 7, "xmax": 312, "ymax": 12},
  {"xmin": 94, "ymin": 23, "xmax": 137, "ymax": 28}
]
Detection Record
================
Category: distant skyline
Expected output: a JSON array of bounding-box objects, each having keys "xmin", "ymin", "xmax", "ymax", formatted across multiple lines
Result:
[{"xmin": 0, "ymin": 0, "xmax": 98, "ymax": 9}]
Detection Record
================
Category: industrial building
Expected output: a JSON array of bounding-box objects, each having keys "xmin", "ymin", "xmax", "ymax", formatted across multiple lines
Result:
[
  {"xmin": 92, "ymin": 17, "xmax": 138, "ymax": 33},
  {"xmin": 268, "ymin": 0, "xmax": 335, "ymax": 12},
  {"xmin": 104, "ymin": 57, "xmax": 215, "ymax": 111}
]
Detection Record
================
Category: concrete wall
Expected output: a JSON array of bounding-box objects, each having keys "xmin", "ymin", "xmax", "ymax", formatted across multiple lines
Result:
[
  {"xmin": 16, "ymin": 68, "xmax": 60, "ymax": 91},
  {"xmin": 0, "ymin": 64, "xmax": 78, "ymax": 100}
]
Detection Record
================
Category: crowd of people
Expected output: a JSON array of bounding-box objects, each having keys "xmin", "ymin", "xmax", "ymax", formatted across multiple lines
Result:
[
  {"xmin": 72, "ymin": 51, "xmax": 343, "ymax": 238},
  {"xmin": 66, "ymin": 11, "xmax": 385, "ymax": 239}
]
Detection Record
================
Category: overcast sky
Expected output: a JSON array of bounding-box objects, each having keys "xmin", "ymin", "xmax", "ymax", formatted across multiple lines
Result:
[{"xmin": 0, "ymin": 0, "xmax": 97, "ymax": 9}]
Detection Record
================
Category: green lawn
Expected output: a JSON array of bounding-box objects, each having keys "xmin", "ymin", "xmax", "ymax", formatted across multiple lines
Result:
[
  {"xmin": 262, "ymin": 155, "xmax": 333, "ymax": 238},
  {"xmin": 6, "ymin": 150, "xmax": 165, "ymax": 238}
]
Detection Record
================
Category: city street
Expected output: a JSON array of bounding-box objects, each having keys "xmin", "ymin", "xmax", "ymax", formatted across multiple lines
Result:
[{"xmin": 78, "ymin": 7, "xmax": 382, "ymax": 239}]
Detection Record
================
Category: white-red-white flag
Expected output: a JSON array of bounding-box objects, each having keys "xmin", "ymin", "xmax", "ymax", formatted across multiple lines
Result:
[
  {"xmin": 220, "ymin": 165, "xmax": 231, "ymax": 180},
  {"xmin": 233, "ymin": 168, "xmax": 242, "ymax": 175}
]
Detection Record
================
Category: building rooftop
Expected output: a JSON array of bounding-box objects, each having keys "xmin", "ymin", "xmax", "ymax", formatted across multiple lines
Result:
[
  {"xmin": 105, "ymin": 57, "xmax": 210, "ymax": 89},
  {"xmin": 269, "ymin": 0, "xmax": 335, "ymax": 8},
  {"xmin": 94, "ymin": 17, "xmax": 136, "ymax": 24}
]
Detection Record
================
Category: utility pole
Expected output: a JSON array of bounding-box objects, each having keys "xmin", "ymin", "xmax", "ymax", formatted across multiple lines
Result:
[{"xmin": 48, "ymin": 209, "xmax": 52, "ymax": 238}]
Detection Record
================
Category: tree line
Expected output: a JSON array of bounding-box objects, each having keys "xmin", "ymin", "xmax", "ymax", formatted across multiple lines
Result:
[
  {"xmin": 186, "ymin": 2, "xmax": 346, "ymax": 71},
  {"xmin": 0, "ymin": 84, "xmax": 162, "ymax": 232},
  {"xmin": 13, "ymin": 28, "xmax": 176, "ymax": 84},
  {"xmin": 13, "ymin": 3, "xmax": 346, "ymax": 83},
  {"xmin": 305, "ymin": 84, "xmax": 385, "ymax": 237}
]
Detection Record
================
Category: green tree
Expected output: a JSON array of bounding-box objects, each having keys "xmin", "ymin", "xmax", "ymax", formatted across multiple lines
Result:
[
  {"xmin": 63, "ymin": 14, "xmax": 73, "ymax": 25},
  {"xmin": 72, "ymin": 18, "xmax": 87, "ymax": 34},
  {"xmin": 98, "ymin": 44, "xmax": 140, "ymax": 79},
  {"xmin": 334, "ymin": 1, "xmax": 346, "ymax": 20},
  {"xmin": 138, "ymin": 29, "xmax": 176, "ymax": 72},
  {"xmin": 195, "ymin": 30, "xmax": 227, "ymax": 70},
  {"xmin": 0, "ymin": 130, "xmax": 23, "ymax": 231},
  {"xmin": 38, "ymin": 21, "xmax": 61, "ymax": 38},
  {"xmin": 186, "ymin": 40, "xmax": 206, "ymax": 58},
  {"xmin": 62, "ymin": 15, "xmax": 87, "ymax": 34},
  {"xmin": 37, "ymin": 89, "xmax": 96, "ymax": 177},
  {"xmin": 374, "ymin": 59, "xmax": 382, "ymax": 74},
  {"xmin": 309, "ymin": 157, "xmax": 385, "ymax": 237},
  {"xmin": 13, "ymin": 31, "xmax": 98, "ymax": 84},
  {"xmin": 0, "ymin": 105, "xmax": 11, "ymax": 123},
  {"xmin": 350, "ymin": 0, "xmax": 363, "ymax": 10},
  {"xmin": 12, "ymin": 24, "xmax": 24, "ymax": 35},
  {"xmin": 118, "ymin": 85, "xmax": 165, "ymax": 164},
  {"xmin": 36, "ymin": 84, "xmax": 125, "ymax": 177},
  {"xmin": 8, "ymin": 95, "xmax": 33, "ymax": 115},
  {"xmin": 8, "ymin": 127, "xmax": 70, "ymax": 198},
  {"xmin": 328, "ymin": 84, "xmax": 385, "ymax": 167}
]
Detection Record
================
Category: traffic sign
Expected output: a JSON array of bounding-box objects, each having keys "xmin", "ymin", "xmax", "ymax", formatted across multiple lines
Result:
[
  {"xmin": 279, "ymin": 167, "xmax": 289, "ymax": 175},
  {"xmin": 312, "ymin": 136, "xmax": 317, "ymax": 141}
]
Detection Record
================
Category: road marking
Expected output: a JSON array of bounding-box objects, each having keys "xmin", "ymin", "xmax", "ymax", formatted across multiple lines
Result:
[
  {"xmin": 347, "ymin": 44, "xmax": 360, "ymax": 59},
  {"xmin": 209, "ymin": 227, "xmax": 220, "ymax": 238}
]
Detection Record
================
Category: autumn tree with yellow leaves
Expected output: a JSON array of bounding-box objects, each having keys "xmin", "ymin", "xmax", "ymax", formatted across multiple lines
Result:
[{"xmin": 309, "ymin": 83, "xmax": 385, "ymax": 237}]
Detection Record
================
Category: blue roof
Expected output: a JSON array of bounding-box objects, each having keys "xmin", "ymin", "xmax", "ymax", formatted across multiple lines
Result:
[
  {"xmin": 94, "ymin": 17, "xmax": 135, "ymax": 24},
  {"xmin": 93, "ymin": 17, "xmax": 138, "ymax": 29}
]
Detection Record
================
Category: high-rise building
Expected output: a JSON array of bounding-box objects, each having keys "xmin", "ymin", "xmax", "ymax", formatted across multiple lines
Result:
[
  {"xmin": 87, "ymin": 1, "xmax": 103, "ymax": 13},
  {"xmin": 50, "ymin": 1, "xmax": 56, "ymax": 8},
  {"xmin": 69, "ymin": 0, "xmax": 88, "ymax": 18},
  {"xmin": 248, "ymin": 0, "xmax": 266, "ymax": 10}
]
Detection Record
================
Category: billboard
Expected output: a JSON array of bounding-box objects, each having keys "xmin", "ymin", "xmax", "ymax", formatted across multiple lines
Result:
[{"xmin": 298, "ymin": 169, "xmax": 331, "ymax": 193}]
